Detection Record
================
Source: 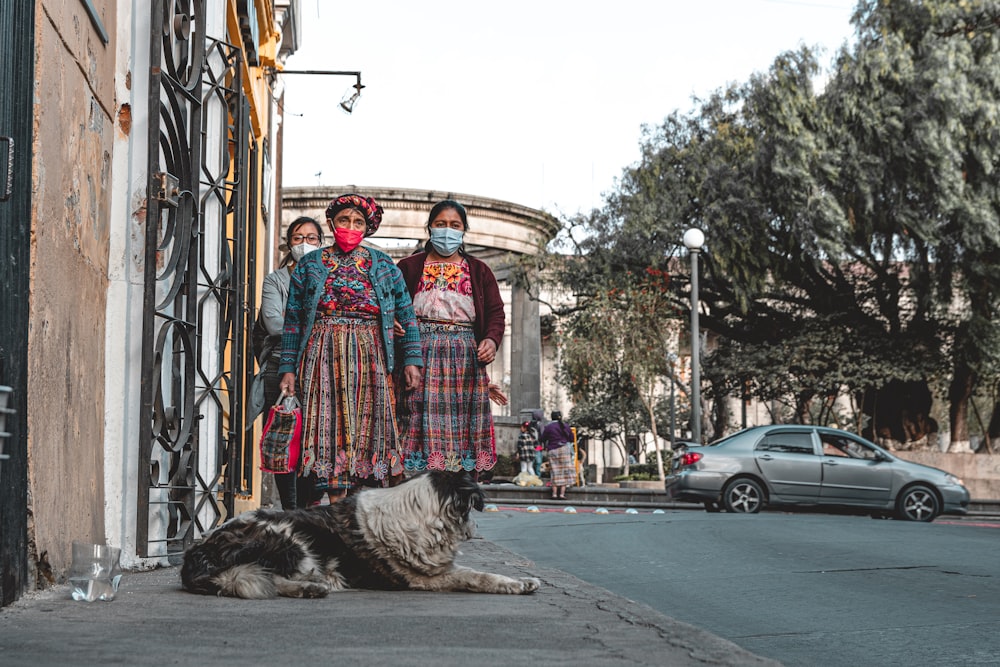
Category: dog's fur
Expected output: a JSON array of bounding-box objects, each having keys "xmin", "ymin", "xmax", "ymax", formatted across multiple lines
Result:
[{"xmin": 180, "ymin": 471, "xmax": 540, "ymax": 598}]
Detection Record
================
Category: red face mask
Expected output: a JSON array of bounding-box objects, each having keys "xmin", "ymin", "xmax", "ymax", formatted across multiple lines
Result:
[{"xmin": 334, "ymin": 227, "xmax": 364, "ymax": 252}]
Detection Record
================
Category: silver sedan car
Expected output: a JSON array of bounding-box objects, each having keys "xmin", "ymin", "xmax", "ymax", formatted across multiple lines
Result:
[{"xmin": 664, "ymin": 425, "xmax": 970, "ymax": 521}]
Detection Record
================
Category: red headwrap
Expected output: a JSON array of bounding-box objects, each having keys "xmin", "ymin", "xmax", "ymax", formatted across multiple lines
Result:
[{"xmin": 325, "ymin": 194, "xmax": 383, "ymax": 237}]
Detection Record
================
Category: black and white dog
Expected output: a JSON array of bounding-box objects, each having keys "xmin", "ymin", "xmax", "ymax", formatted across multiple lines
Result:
[{"xmin": 181, "ymin": 471, "xmax": 540, "ymax": 598}]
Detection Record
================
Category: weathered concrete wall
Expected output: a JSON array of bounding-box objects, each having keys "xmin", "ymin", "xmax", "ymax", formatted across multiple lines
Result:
[
  {"xmin": 894, "ymin": 452, "xmax": 1000, "ymax": 501},
  {"xmin": 28, "ymin": 0, "xmax": 116, "ymax": 575}
]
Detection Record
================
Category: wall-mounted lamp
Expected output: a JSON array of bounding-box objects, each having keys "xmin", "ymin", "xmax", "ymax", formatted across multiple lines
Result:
[
  {"xmin": 271, "ymin": 69, "xmax": 365, "ymax": 115},
  {"xmin": 339, "ymin": 80, "xmax": 365, "ymax": 114}
]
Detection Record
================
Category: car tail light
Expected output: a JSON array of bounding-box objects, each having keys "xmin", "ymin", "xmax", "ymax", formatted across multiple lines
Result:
[{"xmin": 680, "ymin": 452, "xmax": 702, "ymax": 467}]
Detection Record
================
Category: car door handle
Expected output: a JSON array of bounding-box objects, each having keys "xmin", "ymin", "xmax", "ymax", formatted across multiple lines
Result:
[
  {"xmin": 822, "ymin": 459, "xmax": 839, "ymax": 465},
  {"xmin": 758, "ymin": 454, "xmax": 773, "ymax": 461}
]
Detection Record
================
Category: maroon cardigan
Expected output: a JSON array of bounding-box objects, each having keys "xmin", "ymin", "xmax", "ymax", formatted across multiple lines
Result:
[{"xmin": 397, "ymin": 251, "xmax": 505, "ymax": 348}]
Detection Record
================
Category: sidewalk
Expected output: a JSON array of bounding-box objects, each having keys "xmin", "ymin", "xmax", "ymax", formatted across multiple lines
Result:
[{"xmin": 0, "ymin": 537, "xmax": 779, "ymax": 667}]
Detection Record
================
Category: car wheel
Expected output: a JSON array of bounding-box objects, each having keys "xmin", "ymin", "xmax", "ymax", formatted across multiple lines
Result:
[
  {"xmin": 722, "ymin": 479, "xmax": 764, "ymax": 514},
  {"xmin": 896, "ymin": 485, "xmax": 940, "ymax": 522}
]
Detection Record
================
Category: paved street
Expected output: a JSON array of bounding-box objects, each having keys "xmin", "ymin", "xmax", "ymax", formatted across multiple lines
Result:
[{"xmin": 477, "ymin": 506, "xmax": 1000, "ymax": 667}]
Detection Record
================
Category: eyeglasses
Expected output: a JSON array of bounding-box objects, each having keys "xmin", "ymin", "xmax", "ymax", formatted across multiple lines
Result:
[{"xmin": 290, "ymin": 234, "xmax": 321, "ymax": 243}]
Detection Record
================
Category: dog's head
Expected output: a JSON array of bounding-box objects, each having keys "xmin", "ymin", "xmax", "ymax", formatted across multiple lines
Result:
[{"xmin": 427, "ymin": 470, "xmax": 485, "ymax": 516}]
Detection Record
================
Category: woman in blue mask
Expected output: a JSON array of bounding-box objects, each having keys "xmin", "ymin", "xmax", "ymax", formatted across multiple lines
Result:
[{"xmin": 396, "ymin": 200, "xmax": 504, "ymax": 477}]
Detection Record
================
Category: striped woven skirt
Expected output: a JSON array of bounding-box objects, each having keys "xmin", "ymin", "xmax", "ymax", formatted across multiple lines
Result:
[
  {"xmin": 547, "ymin": 443, "xmax": 576, "ymax": 486},
  {"xmin": 299, "ymin": 315, "xmax": 403, "ymax": 491},
  {"xmin": 398, "ymin": 322, "xmax": 496, "ymax": 473}
]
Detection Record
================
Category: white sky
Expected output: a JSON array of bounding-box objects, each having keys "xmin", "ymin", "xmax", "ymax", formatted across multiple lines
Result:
[{"xmin": 279, "ymin": 0, "xmax": 858, "ymax": 217}]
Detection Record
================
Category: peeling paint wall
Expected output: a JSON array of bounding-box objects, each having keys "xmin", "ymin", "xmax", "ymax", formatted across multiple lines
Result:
[
  {"xmin": 103, "ymin": 0, "xmax": 147, "ymax": 570},
  {"xmin": 28, "ymin": 0, "xmax": 116, "ymax": 575}
]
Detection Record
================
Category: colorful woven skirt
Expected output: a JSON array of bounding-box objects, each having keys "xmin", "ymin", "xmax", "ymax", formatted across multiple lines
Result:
[
  {"xmin": 547, "ymin": 444, "xmax": 576, "ymax": 486},
  {"xmin": 398, "ymin": 322, "xmax": 497, "ymax": 473},
  {"xmin": 299, "ymin": 315, "xmax": 403, "ymax": 491}
]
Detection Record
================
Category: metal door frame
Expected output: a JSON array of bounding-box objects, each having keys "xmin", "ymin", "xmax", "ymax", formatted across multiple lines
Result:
[
  {"xmin": 0, "ymin": 0, "xmax": 35, "ymax": 607},
  {"xmin": 137, "ymin": 0, "xmax": 258, "ymax": 558}
]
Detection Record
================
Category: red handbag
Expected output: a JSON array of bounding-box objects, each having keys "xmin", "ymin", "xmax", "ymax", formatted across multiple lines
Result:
[{"xmin": 259, "ymin": 395, "xmax": 302, "ymax": 474}]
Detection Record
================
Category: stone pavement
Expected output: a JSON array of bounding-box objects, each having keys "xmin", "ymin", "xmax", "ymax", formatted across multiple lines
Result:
[{"xmin": 0, "ymin": 537, "xmax": 779, "ymax": 667}]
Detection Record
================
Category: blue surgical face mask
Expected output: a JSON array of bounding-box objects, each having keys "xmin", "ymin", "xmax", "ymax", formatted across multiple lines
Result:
[{"xmin": 429, "ymin": 227, "xmax": 464, "ymax": 257}]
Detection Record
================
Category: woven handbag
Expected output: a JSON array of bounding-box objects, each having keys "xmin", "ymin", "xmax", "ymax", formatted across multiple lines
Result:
[{"xmin": 259, "ymin": 395, "xmax": 302, "ymax": 474}]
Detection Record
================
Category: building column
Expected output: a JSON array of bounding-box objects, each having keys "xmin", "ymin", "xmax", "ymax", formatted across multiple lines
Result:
[{"xmin": 509, "ymin": 283, "xmax": 541, "ymax": 418}]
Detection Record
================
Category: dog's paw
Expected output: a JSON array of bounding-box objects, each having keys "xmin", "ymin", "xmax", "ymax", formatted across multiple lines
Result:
[
  {"xmin": 518, "ymin": 577, "xmax": 541, "ymax": 594},
  {"xmin": 486, "ymin": 575, "xmax": 541, "ymax": 594},
  {"xmin": 297, "ymin": 582, "xmax": 331, "ymax": 598},
  {"xmin": 278, "ymin": 582, "xmax": 331, "ymax": 598}
]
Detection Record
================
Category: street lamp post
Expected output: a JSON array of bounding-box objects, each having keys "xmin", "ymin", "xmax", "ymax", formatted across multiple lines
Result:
[
  {"xmin": 667, "ymin": 352, "xmax": 677, "ymax": 447},
  {"xmin": 683, "ymin": 228, "xmax": 705, "ymax": 443}
]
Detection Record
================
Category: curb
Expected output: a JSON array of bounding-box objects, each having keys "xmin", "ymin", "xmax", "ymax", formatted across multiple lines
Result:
[{"xmin": 482, "ymin": 484, "xmax": 1000, "ymax": 517}]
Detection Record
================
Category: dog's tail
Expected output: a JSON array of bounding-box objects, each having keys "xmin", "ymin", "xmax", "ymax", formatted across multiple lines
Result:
[
  {"xmin": 210, "ymin": 563, "xmax": 277, "ymax": 599},
  {"xmin": 181, "ymin": 550, "xmax": 277, "ymax": 599},
  {"xmin": 181, "ymin": 534, "xmax": 285, "ymax": 599}
]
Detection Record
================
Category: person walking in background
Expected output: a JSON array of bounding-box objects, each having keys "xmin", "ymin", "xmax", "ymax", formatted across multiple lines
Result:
[
  {"xmin": 516, "ymin": 421, "xmax": 537, "ymax": 475},
  {"xmin": 396, "ymin": 199, "xmax": 504, "ymax": 477},
  {"xmin": 278, "ymin": 194, "xmax": 422, "ymax": 501},
  {"xmin": 540, "ymin": 411, "xmax": 575, "ymax": 500},
  {"xmin": 529, "ymin": 409, "xmax": 545, "ymax": 476},
  {"xmin": 254, "ymin": 216, "xmax": 324, "ymax": 509}
]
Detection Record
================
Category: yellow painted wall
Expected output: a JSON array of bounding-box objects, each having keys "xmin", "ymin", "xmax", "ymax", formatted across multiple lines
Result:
[{"xmin": 226, "ymin": 0, "xmax": 282, "ymax": 516}]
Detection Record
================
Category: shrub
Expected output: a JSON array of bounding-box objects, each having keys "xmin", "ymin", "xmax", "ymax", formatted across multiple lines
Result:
[
  {"xmin": 613, "ymin": 463, "xmax": 661, "ymax": 482},
  {"xmin": 494, "ymin": 454, "xmax": 518, "ymax": 477},
  {"xmin": 481, "ymin": 454, "xmax": 518, "ymax": 482}
]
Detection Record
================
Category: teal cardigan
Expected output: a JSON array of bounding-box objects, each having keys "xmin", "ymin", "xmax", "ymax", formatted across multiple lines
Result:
[{"xmin": 277, "ymin": 245, "xmax": 422, "ymax": 375}]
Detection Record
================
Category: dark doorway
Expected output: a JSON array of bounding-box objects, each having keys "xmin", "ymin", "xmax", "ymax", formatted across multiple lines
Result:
[{"xmin": 0, "ymin": 0, "xmax": 35, "ymax": 606}]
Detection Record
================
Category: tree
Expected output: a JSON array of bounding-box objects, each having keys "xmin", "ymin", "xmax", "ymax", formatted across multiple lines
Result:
[
  {"xmin": 566, "ymin": 394, "xmax": 643, "ymax": 473},
  {"xmin": 554, "ymin": 260, "xmax": 680, "ymax": 479},
  {"xmin": 821, "ymin": 0, "xmax": 1000, "ymax": 448},
  {"xmin": 543, "ymin": 0, "xmax": 1000, "ymax": 452},
  {"xmin": 558, "ymin": 322, "xmax": 644, "ymax": 474},
  {"xmin": 622, "ymin": 0, "xmax": 1000, "ymax": 448}
]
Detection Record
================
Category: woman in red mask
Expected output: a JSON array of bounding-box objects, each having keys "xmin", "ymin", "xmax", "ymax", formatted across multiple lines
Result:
[{"xmin": 278, "ymin": 194, "xmax": 422, "ymax": 501}]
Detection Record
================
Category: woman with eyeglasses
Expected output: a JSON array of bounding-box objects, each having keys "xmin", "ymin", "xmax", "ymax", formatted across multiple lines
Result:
[
  {"xmin": 278, "ymin": 195, "xmax": 422, "ymax": 503},
  {"xmin": 253, "ymin": 216, "xmax": 326, "ymax": 509}
]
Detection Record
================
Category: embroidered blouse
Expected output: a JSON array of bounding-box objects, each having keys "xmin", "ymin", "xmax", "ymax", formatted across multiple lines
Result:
[
  {"xmin": 279, "ymin": 245, "xmax": 422, "ymax": 375},
  {"xmin": 317, "ymin": 246, "xmax": 379, "ymax": 317},
  {"xmin": 411, "ymin": 260, "xmax": 476, "ymax": 323},
  {"xmin": 398, "ymin": 252, "xmax": 505, "ymax": 347}
]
